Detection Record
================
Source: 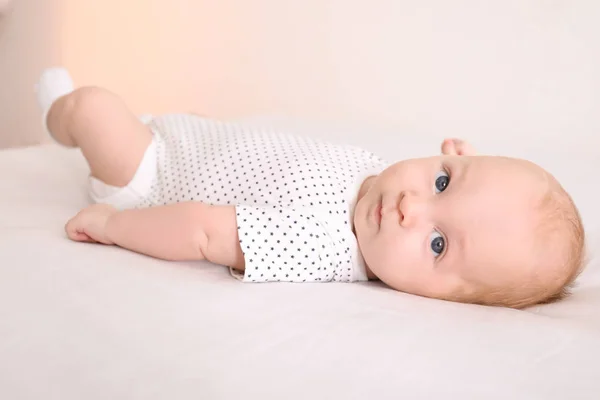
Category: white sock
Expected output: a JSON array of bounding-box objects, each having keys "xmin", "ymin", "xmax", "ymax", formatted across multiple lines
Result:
[{"xmin": 35, "ymin": 67, "xmax": 75, "ymax": 137}]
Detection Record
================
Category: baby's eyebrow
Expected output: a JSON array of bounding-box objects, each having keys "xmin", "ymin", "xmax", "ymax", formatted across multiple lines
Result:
[
  {"xmin": 440, "ymin": 225, "xmax": 467, "ymax": 272},
  {"xmin": 449, "ymin": 159, "xmax": 470, "ymax": 189},
  {"xmin": 454, "ymin": 228, "xmax": 468, "ymax": 267},
  {"xmin": 441, "ymin": 161, "xmax": 470, "ymax": 267}
]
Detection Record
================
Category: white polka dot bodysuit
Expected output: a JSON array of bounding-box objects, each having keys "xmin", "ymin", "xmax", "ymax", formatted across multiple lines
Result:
[{"xmin": 94, "ymin": 114, "xmax": 389, "ymax": 283}]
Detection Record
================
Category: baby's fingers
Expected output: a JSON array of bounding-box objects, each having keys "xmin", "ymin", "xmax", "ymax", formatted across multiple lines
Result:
[
  {"xmin": 71, "ymin": 231, "xmax": 96, "ymax": 243},
  {"xmin": 441, "ymin": 139, "xmax": 458, "ymax": 155},
  {"xmin": 441, "ymin": 138, "xmax": 477, "ymax": 156},
  {"xmin": 65, "ymin": 216, "xmax": 95, "ymax": 243}
]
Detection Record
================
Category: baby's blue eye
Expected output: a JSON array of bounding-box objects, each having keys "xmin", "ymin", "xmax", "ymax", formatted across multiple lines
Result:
[
  {"xmin": 434, "ymin": 170, "xmax": 450, "ymax": 194},
  {"xmin": 429, "ymin": 231, "xmax": 445, "ymax": 257}
]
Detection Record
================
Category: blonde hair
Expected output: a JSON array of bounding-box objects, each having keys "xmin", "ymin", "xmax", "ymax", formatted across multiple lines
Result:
[{"xmin": 457, "ymin": 171, "xmax": 586, "ymax": 309}]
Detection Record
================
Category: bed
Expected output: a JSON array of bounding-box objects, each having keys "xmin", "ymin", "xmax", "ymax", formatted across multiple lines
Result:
[{"xmin": 1, "ymin": 118, "xmax": 599, "ymax": 400}]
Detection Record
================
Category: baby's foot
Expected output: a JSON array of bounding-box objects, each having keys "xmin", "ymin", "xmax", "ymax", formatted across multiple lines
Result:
[{"xmin": 35, "ymin": 67, "xmax": 75, "ymax": 136}]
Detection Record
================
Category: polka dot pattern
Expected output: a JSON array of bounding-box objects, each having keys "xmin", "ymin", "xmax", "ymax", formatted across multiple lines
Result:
[{"xmin": 139, "ymin": 114, "xmax": 388, "ymax": 282}]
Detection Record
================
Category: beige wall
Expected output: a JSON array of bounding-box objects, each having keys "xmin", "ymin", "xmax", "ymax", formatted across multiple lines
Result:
[
  {"xmin": 1, "ymin": 1, "xmax": 599, "ymax": 151},
  {"xmin": 0, "ymin": 0, "xmax": 61, "ymax": 148}
]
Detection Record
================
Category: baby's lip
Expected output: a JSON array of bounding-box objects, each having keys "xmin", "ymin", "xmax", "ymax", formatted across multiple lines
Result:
[
  {"xmin": 373, "ymin": 201, "xmax": 382, "ymax": 226},
  {"xmin": 379, "ymin": 195, "xmax": 402, "ymax": 225}
]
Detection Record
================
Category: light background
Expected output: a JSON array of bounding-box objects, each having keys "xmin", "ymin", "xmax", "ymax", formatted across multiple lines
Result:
[{"xmin": 0, "ymin": 0, "xmax": 598, "ymax": 224}]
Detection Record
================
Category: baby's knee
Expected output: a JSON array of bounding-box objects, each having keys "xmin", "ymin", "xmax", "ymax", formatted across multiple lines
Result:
[
  {"xmin": 66, "ymin": 86, "xmax": 112, "ymax": 114},
  {"xmin": 57, "ymin": 86, "xmax": 120, "ymax": 126}
]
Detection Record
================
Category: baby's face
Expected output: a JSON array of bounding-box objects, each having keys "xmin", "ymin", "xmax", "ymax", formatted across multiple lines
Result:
[{"xmin": 353, "ymin": 155, "xmax": 546, "ymax": 300}]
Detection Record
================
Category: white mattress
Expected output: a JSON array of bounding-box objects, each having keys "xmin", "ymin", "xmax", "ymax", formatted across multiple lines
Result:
[{"xmin": 1, "ymin": 119, "xmax": 599, "ymax": 400}]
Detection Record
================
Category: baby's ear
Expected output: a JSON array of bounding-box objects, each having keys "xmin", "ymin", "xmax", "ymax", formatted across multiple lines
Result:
[{"xmin": 441, "ymin": 138, "xmax": 476, "ymax": 156}]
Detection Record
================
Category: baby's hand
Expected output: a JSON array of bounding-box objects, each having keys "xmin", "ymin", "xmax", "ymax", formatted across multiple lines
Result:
[
  {"xmin": 441, "ymin": 138, "xmax": 477, "ymax": 156},
  {"xmin": 65, "ymin": 204, "xmax": 118, "ymax": 245}
]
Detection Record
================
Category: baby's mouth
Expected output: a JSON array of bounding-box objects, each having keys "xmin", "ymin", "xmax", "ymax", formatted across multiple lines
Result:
[{"xmin": 373, "ymin": 201, "xmax": 382, "ymax": 226}]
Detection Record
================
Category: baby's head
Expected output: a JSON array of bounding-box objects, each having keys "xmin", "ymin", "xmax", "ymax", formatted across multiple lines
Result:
[{"xmin": 353, "ymin": 154, "xmax": 585, "ymax": 308}]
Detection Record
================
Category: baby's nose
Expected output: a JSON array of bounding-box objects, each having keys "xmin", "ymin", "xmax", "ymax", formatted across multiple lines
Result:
[{"xmin": 399, "ymin": 192, "xmax": 428, "ymax": 227}]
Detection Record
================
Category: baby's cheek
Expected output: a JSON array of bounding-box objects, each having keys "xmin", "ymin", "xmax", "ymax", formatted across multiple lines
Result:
[
  {"xmin": 384, "ymin": 231, "xmax": 421, "ymax": 258},
  {"xmin": 368, "ymin": 237, "xmax": 407, "ymax": 275},
  {"xmin": 392, "ymin": 234, "xmax": 427, "ymax": 267}
]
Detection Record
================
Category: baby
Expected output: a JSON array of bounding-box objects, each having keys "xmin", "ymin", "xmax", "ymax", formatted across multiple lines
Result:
[{"xmin": 36, "ymin": 68, "xmax": 586, "ymax": 308}]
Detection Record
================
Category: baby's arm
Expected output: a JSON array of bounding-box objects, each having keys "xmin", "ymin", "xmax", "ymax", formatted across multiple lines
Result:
[{"xmin": 65, "ymin": 203, "xmax": 245, "ymax": 270}]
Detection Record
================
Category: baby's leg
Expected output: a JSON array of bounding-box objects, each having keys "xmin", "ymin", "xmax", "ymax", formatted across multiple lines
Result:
[{"xmin": 37, "ymin": 68, "xmax": 152, "ymax": 187}]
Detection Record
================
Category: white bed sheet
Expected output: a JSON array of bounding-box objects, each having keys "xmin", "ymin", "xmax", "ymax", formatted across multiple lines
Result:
[{"xmin": 1, "ymin": 119, "xmax": 599, "ymax": 400}]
